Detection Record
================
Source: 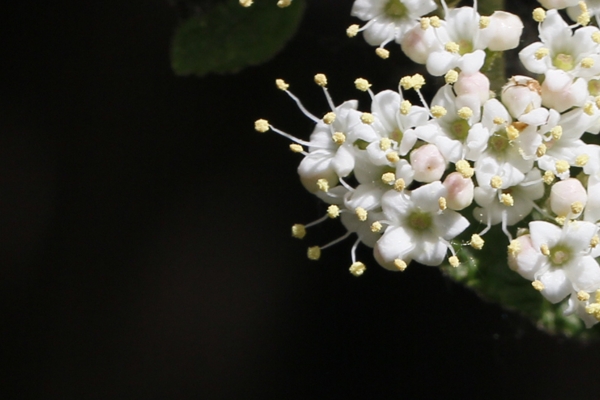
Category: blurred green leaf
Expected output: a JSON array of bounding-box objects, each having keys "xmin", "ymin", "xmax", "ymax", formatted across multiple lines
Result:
[{"xmin": 171, "ymin": 0, "xmax": 305, "ymax": 76}]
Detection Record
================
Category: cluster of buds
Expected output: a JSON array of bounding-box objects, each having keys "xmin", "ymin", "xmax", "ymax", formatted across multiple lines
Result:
[{"xmin": 255, "ymin": 0, "xmax": 600, "ymax": 329}]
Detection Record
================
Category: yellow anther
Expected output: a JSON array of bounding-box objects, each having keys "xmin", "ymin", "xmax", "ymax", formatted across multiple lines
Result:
[
  {"xmin": 449, "ymin": 256, "xmax": 460, "ymax": 268},
  {"xmin": 327, "ymin": 205, "xmax": 340, "ymax": 218},
  {"xmin": 276, "ymin": 79, "xmax": 289, "ymax": 90},
  {"xmin": 457, "ymin": 107, "xmax": 473, "ymax": 120},
  {"xmin": 532, "ymin": 280, "xmax": 545, "ymax": 291},
  {"xmin": 543, "ymin": 170, "xmax": 555, "ymax": 184},
  {"xmin": 456, "ymin": 160, "xmax": 474, "ymax": 179},
  {"xmin": 438, "ymin": 197, "xmax": 447, "ymax": 211},
  {"xmin": 399, "ymin": 76, "xmax": 413, "ymax": 90},
  {"xmin": 534, "ymin": 47, "xmax": 549, "ymax": 60},
  {"xmin": 381, "ymin": 172, "xmax": 396, "ymax": 185},
  {"xmin": 445, "ymin": 70, "xmax": 458, "ymax": 84},
  {"xmin": 314, "ymin": 73, "xmax": 328, "ymax": 87},
  {"xmin": 332, "ymin": 131, "xmax": 346, "ymax": 145},
  {"xmin": 323, "ymin": 112, "xmax": 336, "ymax": 124},
  {"xmin": 307, "ymin": 246, "xmax": 321, "ymax": 260},
  {"xmin": 349, "ymin": 262, "xmax": 366, "ymax": 277},
  {"xmin": 386, "ymin": 152, "xmax": 399, "ymax": 163},
  {"xmin": 375, "ymin": 48, "xmax": 390, "ymax": 59},
  {"xmin": 555, "ymin": 160, "xmax": 570, "ymax": 174},
  {"xmin": 576, "ymin": 154, "xmax": 589, "ymax": 167},
  {"xmin": 593, "ymin": 31, "xmax": 600, "ymax": 44},
  {"xmin": 500, "ymin": 193, "xmax": 514, "ymax": 206},
  {"xmin": 586, "ymin": 303, "xmax": 600, "ymax": 319},
  {"xmin": 393, "ymin": 259, "xmax": 407, "ymax": 271},
  {"xmin": 379, "ymin": 138, "xmax": 391, "ymax": 150},
  {"xmin": 540, "ymin": 244, "xmax": 550, "ymax": 256},
  {"xmin": 420, "ymin": 17, "xmax": 430, "ymax": 30},
  {"xmin": 394, "ymin": 178, "xmax": 406, "ymax": 192},
  {"xmin": 578, "ymin": 1, "xmax": 590, "ymax": 25},
  {"xmin": 578, "ymin": 290, "xmax": 591, "ymax": 302},
  {"xmin": 551, "ymin": 126, "xmax": 562, "ymax": 140},
  {"xmin": 584, "ymin": 102, "xmax": 595, "ymax": 116},
  {"xmin": 536, "ymin": 143, "xmax": 547, "ymax": 157},
  {"xmin": 595, "ymin": 289, "xmax": 600, "ymax": 303},
  {"xmin": 532, "ymin": 8, "xmax": 546, "ymax": 22},
  {"xmin": 471, "ymin": 234, "xmax": 485, "ymax": 250},
  {"xmin": 591, "ymin": 235, "xmax": 600, "ymax": 248},
  {"xmin": 355, "ymin": 207, "xmax": 368, "ymax": 221},
  {"xmin": 254, "ymin": 119, "xmax": 269, "ymax": 132},
  {"xmin": 445, "ymin": 41, "xmax": 460, "ymax": 54},
  {"xmin": 596, "ymin": 96, "xmax": 600, "ymax": 108},
  {"xmin": 555, "ymin": 216, "xmax": 566, "ymax": 226},
  {"xmin": 290, "ymin": 144, "xmax": 303, "ymax": 153},
  {"xmin": 277, "ymin": 0, "xmax": 292, "ymax": 7},
  {"xmin": 239, "ymin": 0, "xmax": 253, "ymax": 7},
  {"xmin": 493, "ymin": 117, "xmax": 505, "ymax": 125},
  {"xmin": 370, "ymin": 221, "xmax": 383, "ymax": 233},
  {"xmin": 490, "ymin": 176, "xmax": 503, "ymax": 189},
  {"xmin": 431, "ymin": 105, "xmax": 447, "ymax": 118},
  {"xmin": 411, "ymin": 74, "xmax": 425, "ymax": 90},
  {"xmin": 430, "ymin": 16, "xmax": 441, "ymax": 28},
  {"xmin": 361, "ymin": 112, "xmax": 374, "ymax": 124},
  {"xmin": 479, "ymin": 16, "xmax": 490, "ymax": 29},
  {"xmin": 317, "ymin": 178, "xmax": 329, "ymax": 192},
  {"xmin": 292, "ymin": 224, "xmax": 306, "ymax": 239},
  {"xmin": 506, "ymin": 125, "xmax": 519, "ymax": 140},
  {"xmin": 354, "ymin": 78, "xmax": 371, "ymax": 91},
  {"xmin": 346, "ymin": 24, "xmax": 359, "ymax": 38},
  {"xmin": 571, "ymin": 201, "xmax": 584, "ymax": 214},
  {"xmin": 581, "ymin": 57, "xmax": 595, "ymax": 68},
  {"xmin": 400, "ymin": 100, "xmax": 412, "ymax": 115},
  {"xmin": 508, "ymin": 239, "xmax": 521, "ymax": 256}
]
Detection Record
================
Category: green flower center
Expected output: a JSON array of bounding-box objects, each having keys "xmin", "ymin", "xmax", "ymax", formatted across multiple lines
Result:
[
  {"xmin": 384, "ymin": 0, "xmax": 408, "ymax": 18},
  {"xmin": 390, "ymin": 128, "xmax": 403, "ymax": 143},
  {"xmin": 408, "ymin": 209, "xmax": 432, "ymax": 231},
  {"xmin": 487, "ymin": 129, "xmax": 510, "ymax": 156},
  {"xmin": 449, "ymin": 119, "xmax": 470, "ymax": 142},
  {"xmin": 553, "ymin": 53, "xmax": 574, "ymax": 71},
  {"xmin": 589, "ymin": 79, "xmax": 600, "ymax": 96},
  {"xmin": 457, "ymin": 39, "xmax": 474, "ymax": 56},
  {"xmin": 549, "ymin": 244, "xmax": 571, "ymax": 267}
]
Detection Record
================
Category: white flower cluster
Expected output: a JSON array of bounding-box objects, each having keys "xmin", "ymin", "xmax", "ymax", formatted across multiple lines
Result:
[{"xmin": 256, "ymin": 0, "xmax": 600, "ymax": 328}]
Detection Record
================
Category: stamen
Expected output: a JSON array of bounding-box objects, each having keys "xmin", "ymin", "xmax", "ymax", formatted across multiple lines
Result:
[
  {"xmin": 593, "ymin": 31, "xmax": 600, "ymax": 44},
  {"xmin": 386, "ymin": 151, "xmax": 400, "ymax": 163},
  {"xmin": 323, "ymin": 112, "xmax": 336, "ymax": 124},
  {"xmin": 394, "ymin": 178, "xmax": 406, "ymax": 191},
  {"xmin": 457, "ymin": 107, "xmax": 473, "ymax": 120},
  {"xmin": 479, "ymin": 16, "xmax": 490, "ymax": 29},
  {"xmin": 346, "ymin": 24, "xmax": 359, "ymax": 37},
  {"xmin": 540, "ymin": 244, "xmax": 550, "ymax": 256},
  {"xmin": 456, "ymin": 160, "xmax": 474, "ymax": 179},
  {"xmin": 429, "ymin": 16, "xmax": 441, "ymax": 28},
  {"xmin": 532, "ymin": 8, "xmax": 546, "ymax": 22},
  {"xmin": 382, "ymin": 172, "xmax": 396, "ymax": 185},
  {"xmin": 445, "ymin": 41, "xmax": 460, "ymax": 54},
  {"xmin": 332, "ymin": 132, "xmax": 346, "ymax": 145},
  {"xmin": 400, "ymin": 100, "xmax": 412, "ymax": 115},
  {"xmin": 536, "ymin": 143, "xmax": 546, "ymax": 157},
  {"xmin": 551, "ymin": 126, "xmax": 562, "ymax": 140},
  {"xmin": 506, "ymin": 125, "xmax": 519, "ymax": 140},
  {"xmin": 532, "ymin": 280, "xmax": 545, "ymax": 291},
  {"xmin": 292, "ymin": 224, "xmax": 306, "ymax": 239},
  {"xmin": 508, "ymin": 239, "xmax": 521, "ymax": 256},
  {"xmin": 380, "ymin": 138, "xmax": 392, "ymax": 150},
  {"xmin": 591, "ymin": 235, "xmax": 600, "ymax": 248},
  {"xmin": 431, "ymin": 105, "xmax": 447, "ymax": 118},
  {"xmin": 555, "ymin": 216, "xmax": 566, "ymax": 225},
  {"xmin": 307, "ymin": 246, "xmax": 321, "ymax": 260},
  {"xmin": 355, "ymin": 207, "xmax": 368, "ymax": 221},
  {"xmin": 581, "ymin": 57, "xmax": 595, "ymax": 68},
  {"xmin": 555, "ymin": 160, "xmax": 570, "ymax": 174},
  {"xmin": 578, "ymin": 290, "xmax": 591, "ymax": 301},
  {"xmin": 276, "ymin": 79, "xmax": 289, "ymax": 90},
  {"xmin": 277, "ymin": 0, "xmax": 292, "ymax": 7},
  {"xmin": 571, "ymin": 201, "xmax": 584, "ymax": 215},
  {"xmin": 584, "ymin": 102, "xmax": 595, "ymax": 116},
  {"xmin": 327, "ymin": 205, "xmax": 340, "ymax": 218},
  {"xmin": 543, "ymin": 170, "xmax": 555, "ymax": 185},
  {"xmin": 314, "ymin": 73, "xmax": 328, "ymax": 87},
  {"xmin": 490, "ymin": 176, "xmax": 503, "ymax": 189},
  {"xmin": 239, "ymin": 0, "xmax": 253, "ymax": 7},
  {"xmin": 349, "ymin": 261, "xmax": 366, "ymax": 277},
  {"xmin": 317, "ymin": 178, "xmax": 329, "ymax": 192},
  {"xmin": 534, "ymin": 48, "xmax": 549, "ymax": 60},
  {"xmin": 354, "ymin": 78, "xmax": 371, "ymax": 92},
  {"xmin": 470, "ymin": 234, "xmax": 484, "ymax": 250},
  {"xmin": 255, "ymin": 119, "xmax": 270, "ymax": 132},
  {"xmin": 449, "ymin": 256, "xmax": 460, "ymax": 268},
  {"xmin": 420, "ymin": 17, "xmax": 430, "ymax": 30},
  {"xmin": 371, "ymin": 221, "xmax": 383, "ymax": 232},
  {"xmin": 438, "ymin": 197, "xmax": 447, "ymax": 211},
  {"xmin": 445, "ymin": 70, "xmax": 458, "ymax": 84},
  {"xmin": 361, "ymin": 112, "xmax": 374, "ymax": 124},
  {"xmin": 493, "ymin": 117, "xmax": 505, "ymax": 125},
  {"xmin": 289, "ymin": 144, "xmax": 304, "ymax": 153},
  {"xmin": 393, "ymin": 259, "xmax": 407, "ymax": 271},
  {"xmin": 375, "ymin": 48, "xmax": 390, "ymax": 59}
]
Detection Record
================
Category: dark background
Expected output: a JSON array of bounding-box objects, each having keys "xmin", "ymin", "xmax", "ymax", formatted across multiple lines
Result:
[{"xmin": 1, "ymin": 0, "xmax": 599, "ymax": 398}]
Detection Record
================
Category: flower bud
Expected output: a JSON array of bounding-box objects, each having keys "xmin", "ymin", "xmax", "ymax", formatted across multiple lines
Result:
[
  {"xmin": 507, "ymin": 234, "xmax": 538, "ymax": 280},
  {"xmin": 454, "ymin": 72, "xmax": 490, "ymax": 104},
  {"xmin": 550, "ymin": 178, "xmax": 587, "ymax": 217},
  {"xmin": 400, "ymin": 24, "xmax": 439, "ymax": 65},
  {"xmin": 410, "ymin": 144, "xmax": 446, "ymax": 183},
  {"xmin": 479, "ymin": 11, "xmax": 524, "ymax": 51},
  {"xmin": 442, "ymin": 172, "xmax": 474, "ymax": 210},
  {"xmin": 501, "ymin": 75, "xmax": 541, "ymax": 118},
  {"xmin": 541, "ymin": 70, "xmax": 588, "ymax": 113}
]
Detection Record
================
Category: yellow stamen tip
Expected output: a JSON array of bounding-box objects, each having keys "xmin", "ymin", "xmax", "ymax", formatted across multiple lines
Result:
[
  {"xmin": 449, "ymin": 256, "xmax": 460, "ymax": 268},
  {"xmin": 349, "ymin": 262, "xmax": 366, "ymax": 277},
  {"xmin": 292, "ymin": 224, "xmax": 306, "ymax": 239},
  {"xmin": 239, "ymin": 0, "xmax": 253, "ymax": 7},
  {"xmin": 307, "ymin": 246, "xmax": 321, "ymax": 260},
  {"xmin": 289, "ymin": 144, "xmax": 303, "ymax": 153},
  {"xmin": 471, "ymin": 234, "xmax": 484, "ymax": 250},
  {"xmin": 393, "ymin": 259, "xmax": 407, "ymax": 271},
  {"xmin": 532, "ymin": 8, "xmax": 546, "ymax": 22},
  {"xmin": 532, "ymin": 280, "xmax": 545, "ymax": 291},
  {"xmin": 354, "ymin": 78, "xmax": 371, "ymax": 91},
  {"xmin": 275, "ymin": 79, "xmax": 289, "ymax": 90},
  {"xmin": 431, "ymin": 105, "xmax": 447, "ymax": 118},
  {"xmin": 375, "ymin": 48, "xmax": 389, "ymax": 59},
  {"xmin": 555, "ymin": 160, "xmax": 570, "ymax": 174},
  {"xmin": 346, "ymin": 24, "xmax": 359, "ymax": 38},
  {"xmin": 444, "ymin": 70, "xmax": 458, "ymax": 84},
  {"xmin": 381, "ymin": 172, "xmax": 396, "ymax": 185},
  {"xmin": 355, "ymin": 207, "xmax": 368, "ymax": 221},
  {"xmin": 438, "ymin": 197, "xmax": 447, "ymax": 211},
  {"xmin": 254, "ymin": 119, "xmax": 269, "ymax": 132},
  {"xmin": 370, "ymin": 221, "xmax": 383, "ymax": 233},
  {"xmin": 578, "ymin": 290, "xmax": 591, "ymax": 302},
  {"xmin": 323, "ymin": 112, "xmax": 336, "ymax": 125},
  {"xmin": 361, "ymin": 112, "xmax": 374, "ymax": 124},
  {"xmin": 327, "ymin": 205, "xmax": 340, "ymax": 218},
  {"xmin": 314, "ymin": 73, "xmax": 328, "ymax": 87},
  {"xmin": 317, "ymin": 178, "xmax": 329, "ymax": 192}
]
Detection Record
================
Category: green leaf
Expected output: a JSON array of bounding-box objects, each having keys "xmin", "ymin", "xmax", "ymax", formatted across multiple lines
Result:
[{"xmin": 171, "ymin": 0, "xmax": 306, "ymax": 77}]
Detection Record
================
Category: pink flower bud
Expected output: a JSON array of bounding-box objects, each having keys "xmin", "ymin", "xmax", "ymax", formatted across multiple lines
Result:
[
  {"xmin": 410, "ymin": 144, "xmax": 446, "ymax": 183},
  {"xmin": 400, "ymin": 24, "xmax": 439, "ymax": 65},
  {"xmin": 442, "ymin": 172, "xmax": 474, "ymax": 210},
  {"xmin": 479, "ymin": 11, "xmax": 523, "ymax": 51},
  {"xmin": 541, "ymin": 70, "xmax": 587, "ymax": 113},
  {"xmin": 550, "ymin": 178, "xmax": 587, "ymax": 217},
  {"xmin": 501, "ymin": 75, "xmax": 542, "ymax": 118},
  {"xmin": 508, "ymin": 234, "xmax": 538, "ymax": 280},
  {"xmin": 454, "ymin": 72, "xmax": 490, "ymax": 104}
]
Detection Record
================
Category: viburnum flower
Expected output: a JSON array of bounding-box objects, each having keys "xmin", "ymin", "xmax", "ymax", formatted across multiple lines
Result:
[
  {"xmin": 374, "ymin": 181, "xmax": 469, "ymax": 268},
  {"xmin": 349, "ymin": 0, "xmax": 437, "ymax": 47},
  {"xmin": 509, "ymin": 221, "xmax": 600, "ymax": 303}
]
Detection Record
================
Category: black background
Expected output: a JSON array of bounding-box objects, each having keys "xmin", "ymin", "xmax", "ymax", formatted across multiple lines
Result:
[{"xmin": 2, "ymin": 0, "xmax": 600, "ymax": 398}]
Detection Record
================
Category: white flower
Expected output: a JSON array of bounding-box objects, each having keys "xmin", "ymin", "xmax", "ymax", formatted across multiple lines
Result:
[
  {"xmin": 351, "ymin": 0, "xmax": 437, "ymax": 46},
  {"xmin": 375, "ymin": 181, "xmax": 469, "ymax": 268},
  {"xmin": 511, "ymin": 221, "xmax": 600, "ymax": 303}
]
